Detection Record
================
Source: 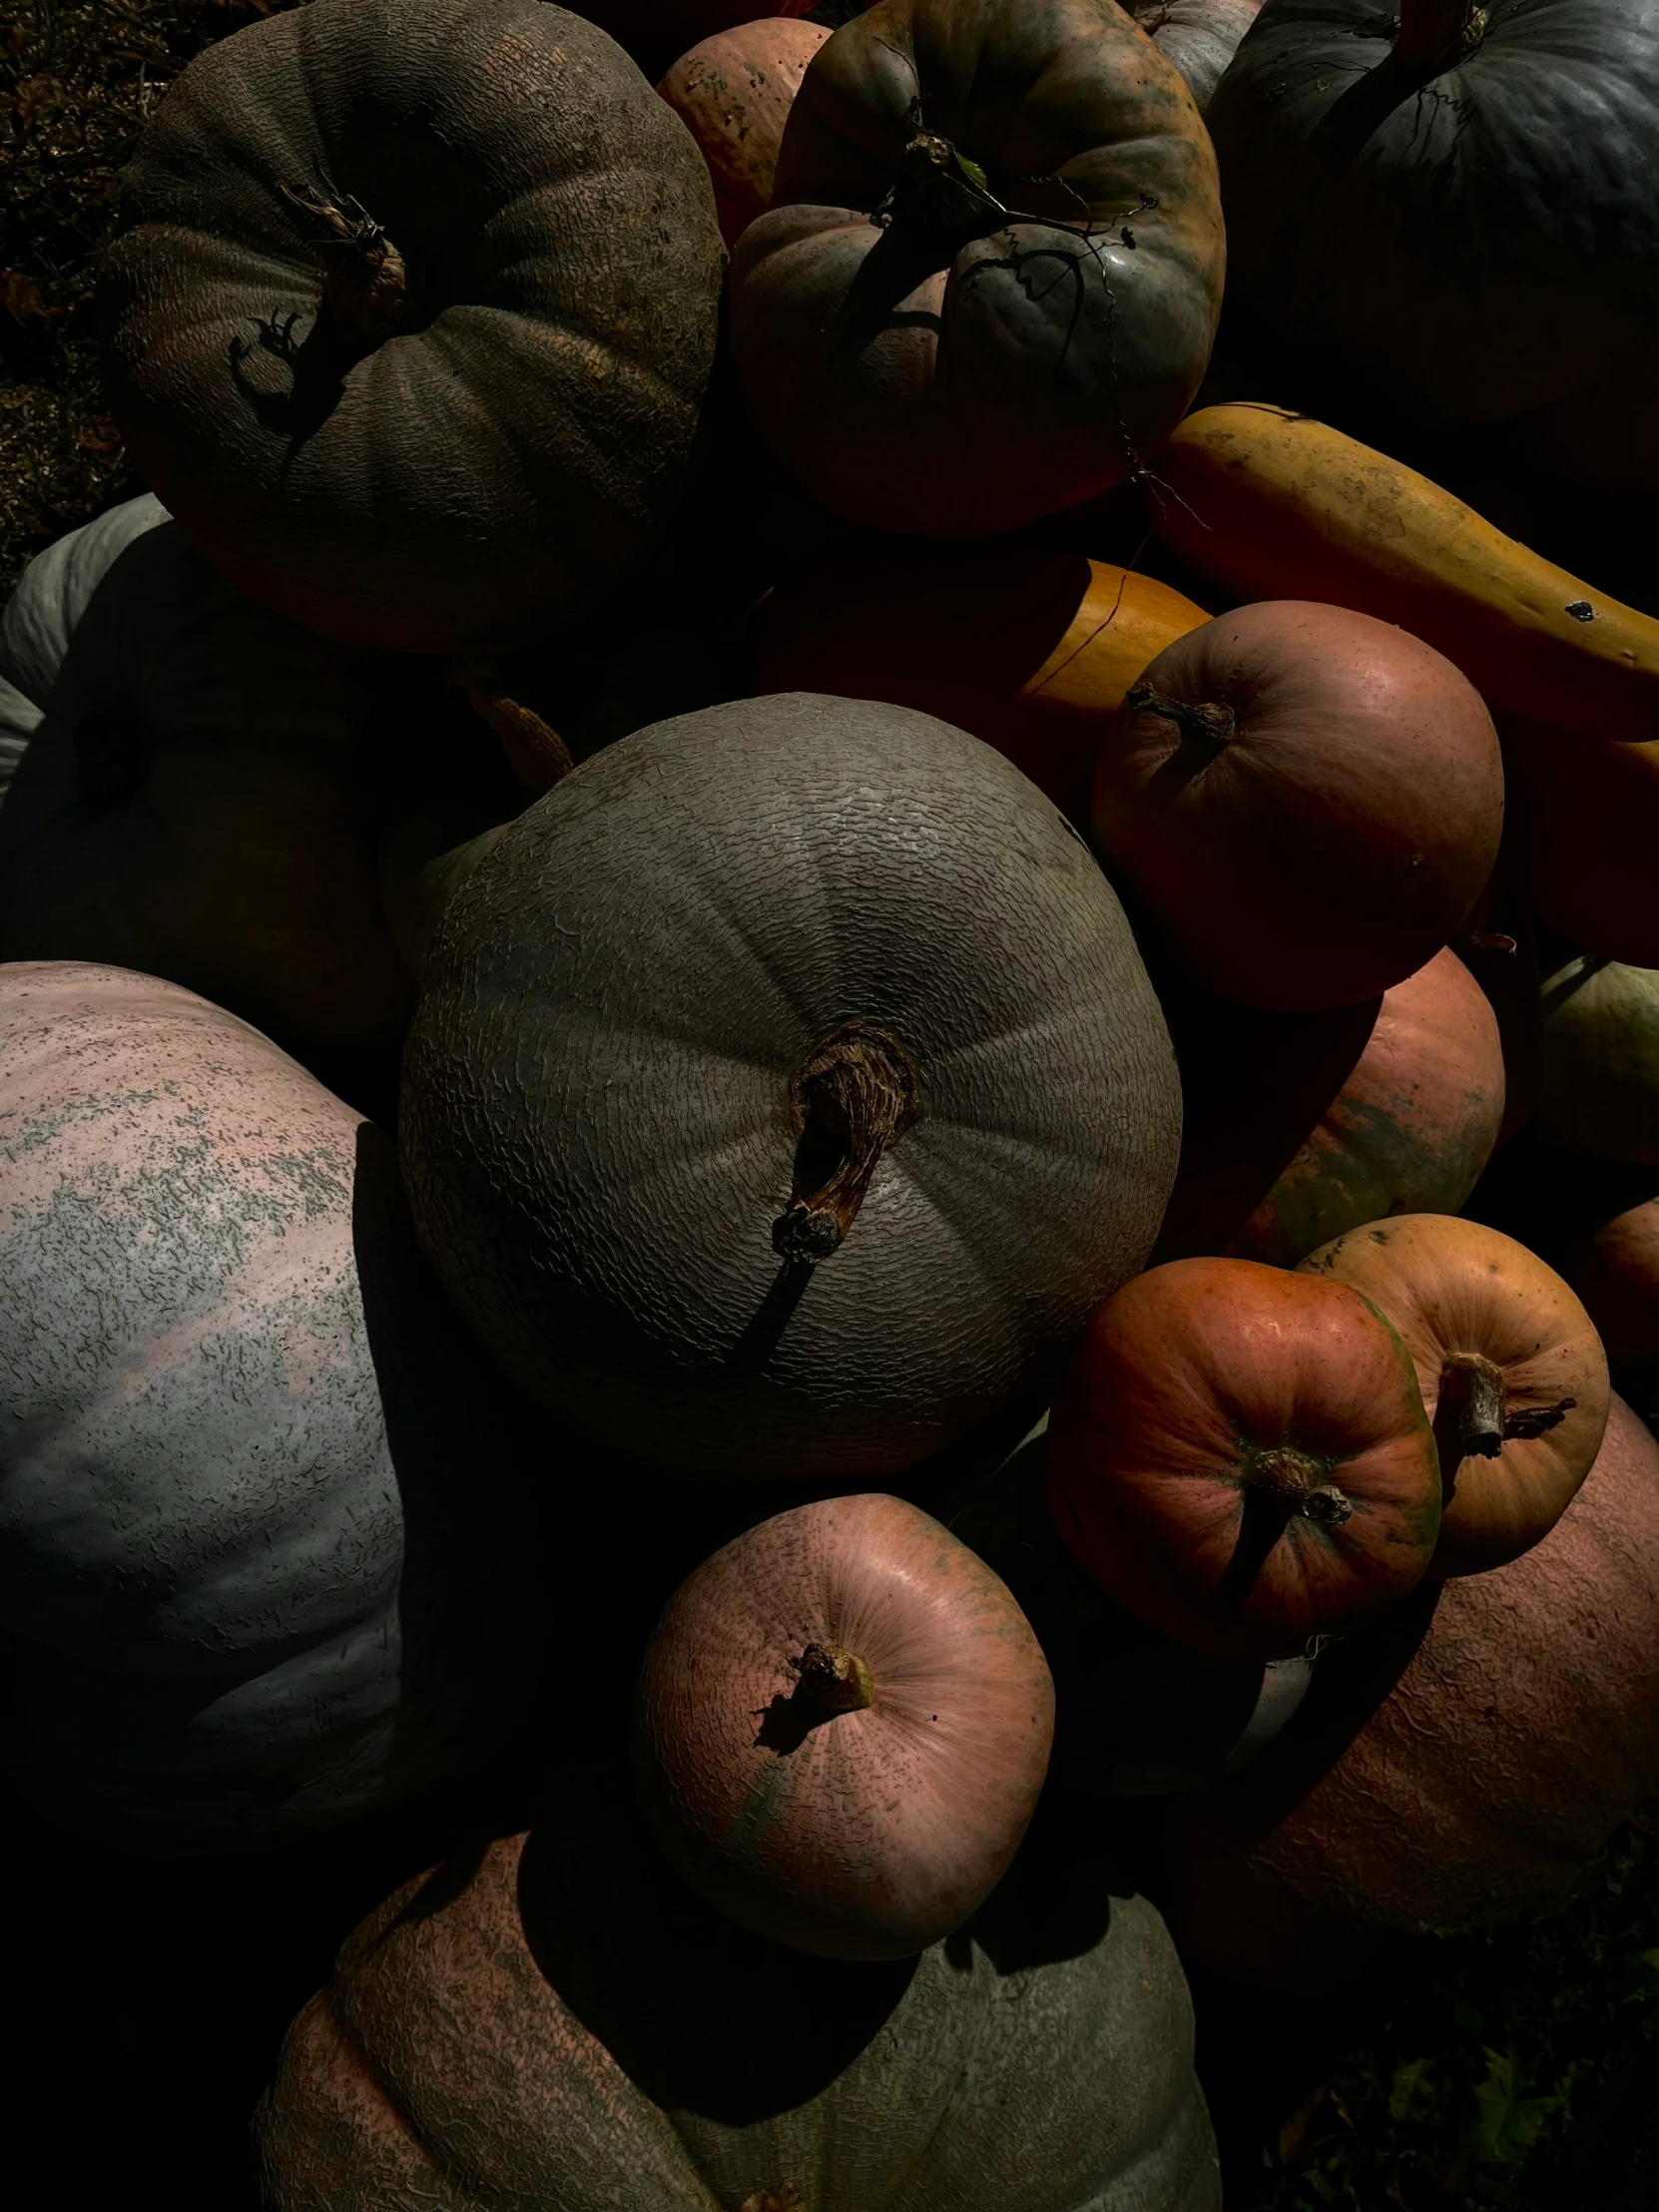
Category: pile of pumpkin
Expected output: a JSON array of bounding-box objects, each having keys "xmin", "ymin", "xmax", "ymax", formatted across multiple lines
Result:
[{"xmin": 2, "ymin": 0, "xmax": 1658, "ymax": 2203}]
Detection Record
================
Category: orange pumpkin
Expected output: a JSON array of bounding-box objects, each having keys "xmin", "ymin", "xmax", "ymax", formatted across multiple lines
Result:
[
  {"xmin": 658, "ymin": 19, "xmax": 830, "ymax": 252},
  {"xmin": 1046, "ymin": 1259, "xmax": 1441, "ymax": 1663},
  {"xmin": 633, "ymin": 1492, "xmax": 1054, "ymax": 1959},
  {"xmin": 1299, "ymin": 1215, "xmax": 1610, "ymax": 1578},
  {"xmin": 1091, "ymin": 601, "xmax": 1504, "ymax": 1010},
  {"xmin": 1158, "ymin": 946, "xmax": 1505, "ymax": 1268},
  {"xmin": 1156, "ymin": 1393, "xmax": 1659, "ymax": 1995},
  {"xmin": 753, "ymin": 541, "xmax": 1209, "ymax": 826}
]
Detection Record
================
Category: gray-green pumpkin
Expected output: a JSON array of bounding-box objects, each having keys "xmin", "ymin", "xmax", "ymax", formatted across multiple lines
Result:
[
  {"xmin": 255, "ymin": 1776, "xmax": 1221, "ymax": 2211},
  {"xmin": 399, "ymin": 692, "xmax": 1182, "ymax": 1480},
  {"xmin": 1537, "ymin": 953, "xmax": 1659, "ymax": 1167}
]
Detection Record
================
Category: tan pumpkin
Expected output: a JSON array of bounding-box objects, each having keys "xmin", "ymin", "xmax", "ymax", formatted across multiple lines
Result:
[
  {"xmin": 658, "ymin": 19, "xmax": 830, "ymax": 250},
  {"xmin": 634, "ymin": 1491, "xmax": 1054, "ymax": 1959},
  {"xmin": 1299, "ymin": 1215, "xmax": 1611, "ymax": 1578}
]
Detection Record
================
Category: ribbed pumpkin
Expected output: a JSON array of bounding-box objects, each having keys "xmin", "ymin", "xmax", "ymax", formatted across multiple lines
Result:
[
  {"xmin": 1156, "ymin": 1392, "xmax": 1659, "ymax": 1994},
  {"xmin": 400, "ymin": 692, "xmax": 1182, "ymax": 1480},
  {"xmin": 1299, "ymin": 1215, "xmax": 1610, "ymax": 1577},
  {"xmin": 255, "ymin": 1766, "xmax": 1222, "ymax": 2211},
  {"xmin": 1091, "ymin": 599, "xmax": 1504, "ymax": 1010},
  {"xmin": 951, "ymin": 1415, "xmax": 1316, "ymax": 1798},
  {"xmin": 0, "ymin": 496, "xmax": 510, "ymax": 1099},
  {"xmin": 1129, "ymin": 0, "xmax": 1261, "ymax": 113},
  {"xmin": 590, "ymin": 1, "xmax": 824, "ymax": 84},
  {"xmin": 1047, "ymin": 1258, "xmax": 1441, "ymax": 1661},
  {"xmin": 729, "ymin": 0, "xmax": 1226, "ymax": 535},
  {"xmin": 659, "ymin": 19, "xmax": 830, "ymax": 250},
  {"xmin": 1207, "ymin": 0, "xmax": 1659, "ymax": 487},
  {"xmin": 634, "ymin": 1492, "xmax": 1053, "ymax": 1958},
  {"xmin": 1158, "ymin": 946, "xmax": 1505, "ymax": 1266},
  {"xmin": 1536, "ymin": 953, "xmax": 1659, "ymax": 1167},
  {"xmin": 0, "ymin": 962, "xmax": 588, "ymax": 1853},
  {"xmin": 98, "ymin": 0, "xmax": 724, "ymax": 651},
  {"xmin": 753, "ymin": 540, "xmax": 1209, "ymax": 827}
]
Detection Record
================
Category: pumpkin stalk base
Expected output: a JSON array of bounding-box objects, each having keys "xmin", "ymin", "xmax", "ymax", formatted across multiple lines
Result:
[
  {"xmin": 1441, "ymin": 1351, "xmax": 1507, "ymax": 1459},
  {"xmin": 449, "ymin": 662, "xmax": 575, "ymax": 793},
  {"xmin": 792, "ymin": 1641, "xmax": 873, "ymax": 1713},
  {"xmin": 1247, "ymin": 1446, "xmax": 1355, "ymax": 1526},
  {"xmin": 1126, "ymin": 681, "xmax": 1237, "ymax": 753},
  {"xmin": 773, "ymin": 1023, "xmax": 922, "ymax": 1265},
  {"xmin": 283, "ymin": 181, "xmax": 408, "ymax": 348},
  {"xmin": 1393, "ymin": 0, "xmax": 1489, "ymax": 76}
]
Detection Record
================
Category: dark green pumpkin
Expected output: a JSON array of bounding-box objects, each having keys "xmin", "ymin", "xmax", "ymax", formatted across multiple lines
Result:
[
  {"xmin": 1536, "ymin": 953, "xmax": 1659, "ymax": 1167},
  {"xmin": 1208, "ymin": 0, "xmax": 1659, "ymax": 487},
  {"xmin": 98, "ymin": 0, "xmax": 724, "ymax": 650},
  {"xmin": 256, "ymin": 1765, "xmax": 1221, "ymax": 2210},
  {"xmin": 400, "ymin": 691, "xmax": 1182, "ymax": 1479}
]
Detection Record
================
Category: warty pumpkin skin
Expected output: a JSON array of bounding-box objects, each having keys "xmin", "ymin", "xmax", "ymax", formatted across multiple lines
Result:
[
  {"xmin": 1207, "ymin": 1, "xmax": 1659, "ymax": 484},
  {"xmin": 1093, "ymin": 599, "xmax": 1504, "ymax": 1011},
  {"xmin": 1155, "ymin": 1392, "xmax": 1659, "ymax": 1996},
  {"xmin": 729, "ymin": 0, "xmax": 1226, "ymax": 536},
  {"xmin": 400, "ymin": 691, "xmax": 1183, "ymax": 1481},
  {"xmin": 1158, "ymin": 947, "xmax": 1506, "ymax": 1267},
  {"xmin": 1128, "ymin": 0, "xmax": 1261, "ymax": 114},
  {"xmin": 1536, "ymin": 953, "xmax": 1659, "ymax": 1168},
  {"xmin": 753, "ymin": 540, "xmax": 1209, "ymax": 827},
  {"xmin": 951, "ymin": 1415, "xmax": 1316, "ymax": 1798},
  {"xmin": 659, "ymin": 20, "xmax": 831, "ymax": 251},
  {"xmin": 1046, "ymin": 1258, "xmax": 1441, "ymax": 1662},
  {"xmin": 98, "ymin": 0, "xmax": 724, "ymax": 652},
  {"xmin": 0, "ymin": 496, "xmax": 434, "ymax": 1096},
  {"xmin": 0, "ymin": 962, "xmax": 593, "ymax": 1854},
  {"xmin": 256, "ymin": 1765, "xmax": 1222, "ymax": 2212},
  {"xmin": 589, "ymin": 1, "xmax": 823, "ymax": 84},
  {"xmin": 1298, "ymin": 1215, "xmax": 1611, "ymax": 1578},
  {"xmin": 1147, "ymin": 405, "xmax": 1659, "ymax": 746},
  {"xmin": 634, "ymin": 1492, "xmax": 1053, "ymax": 1958}
]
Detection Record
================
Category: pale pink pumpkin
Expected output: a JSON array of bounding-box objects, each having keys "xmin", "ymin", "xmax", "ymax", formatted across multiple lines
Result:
[{"xmin": 633, "ymin": 1492, "xmax": 1055, "ymax": 1959}]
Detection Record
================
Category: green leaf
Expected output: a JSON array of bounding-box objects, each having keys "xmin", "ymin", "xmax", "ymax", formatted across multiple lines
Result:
[
  {"xmin": 1468, "ymin": 2047, "xmax": 1566, "ymax": 2166},
  {"xmin": 1387, "ymin": 2055, "xmax": 1436, "ymax": 2121}
]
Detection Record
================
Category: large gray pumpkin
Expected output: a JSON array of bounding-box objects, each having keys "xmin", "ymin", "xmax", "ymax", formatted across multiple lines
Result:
[
  {"xmin": 256, "ymin": 1774, "xmax": 1221, "ymax": 2211},
  {"xmin": 0, "ymin": 960, "xmax": 597, "ymax": 1853},
  {"xmin": 399, "ymin": 692, "xmax": 1182, "ymax": 1480},
  {"xmin": 97, "ymin": 0, "xmax": 724, "ymax": 650}
]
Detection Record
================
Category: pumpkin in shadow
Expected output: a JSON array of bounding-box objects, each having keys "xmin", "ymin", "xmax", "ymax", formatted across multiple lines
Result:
[
  {"xmin": 255, "ymin": 1753, "xmax": 1221, "ymax": 2209},
  {"xmin": 0, "ymin": 962, "xmax": 598, "ymax": 1854},
  {"xmin": 98, "ymin": 0, "xmax": 724, "ymax": 651}
]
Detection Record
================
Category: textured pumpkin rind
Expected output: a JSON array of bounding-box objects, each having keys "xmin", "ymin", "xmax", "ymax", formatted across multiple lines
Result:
[
  {"xmin": 753, "ymin": 541, "xmax": 1209, "ymax": 828},
  {"xmin": 399, "ymin": 690, "xmax": 1182, "ymax": 1480},
  {"xmin": 1130, "ymin": 0, "xmax": 1261, "ymax": 115},
  {"xmin": 1047, "ymin": 1258, "xmax": 1442, "ymax": 1662},
  {"xmin": 658, "ymin": 20, "xmax": 830, "ymax": 251},
  {"xmin": 99, "ymin": 0, "xmax": 724, "ymax": 651},
  {"xmin": 634, "ymin": 1492, "xmax": 1055, "ymax": 1959},
  {"xmin": 729, "ymin": 0, "xmax": 1226, "ymax": 535},
  {"xmin": 1297, "ymin": 1213, "xmax": 1612, "ymax": 1578},
  {"xmin": 1161, "ymin": 947, "xmax": 1505, "ymax": 1267},
  {"xmin": 0, "ymin": 496, "xmax": 420, "ymax": 1075},
  {"xmin": 1157, "ymin": 1392, "xmax": 1659, "ymax": 1994},
  {"xmin": 1147, "ymin": 404, "xmax": 1659, "ymax": 745},
  {"xmin": 1207, "ymin": 1, "xmax": 1659, "ymax": 474},
  {"xmin": 257, "ymin": 1806, "xmax": 1221, "ymax": 2210},
  {"xmin": 0, "ymin": 960, "xmax": 583, "ymax": 1852}
]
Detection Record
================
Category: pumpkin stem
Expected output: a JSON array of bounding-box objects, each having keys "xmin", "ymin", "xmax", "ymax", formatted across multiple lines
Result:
[
  {"xmin": 792, "ymin": 1642, "xmax": 873, "ymax": 1714},
  {"xmin": 1126, "ymin": 681, "xmax": 1237, "ymax": 752},
  {"xmin": 1440, "ymin": 1351, "xmax": 1507, "ymax": 1459},
  {"xmin": 450, "ymin": 662, "xmax": 575, "ymax": 794},
  {"xmin": 772, "ymin": 1023, "xmax": 922, "ymax": 1266},
  {"xmin": 1393, "ymin": 0, "xmax": 1489, "ymax": 74},
  {"xmin": 282, "ymin": 181, "xmax": 407, "ymax": 348},
  {"xmin": 1504, "ymin": 1394, "xmax": 1577, "ymax": 1441},
  {"xmin": 1246, "ymin": 1446, "xmax": 1355, "ymax": 1527}
]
